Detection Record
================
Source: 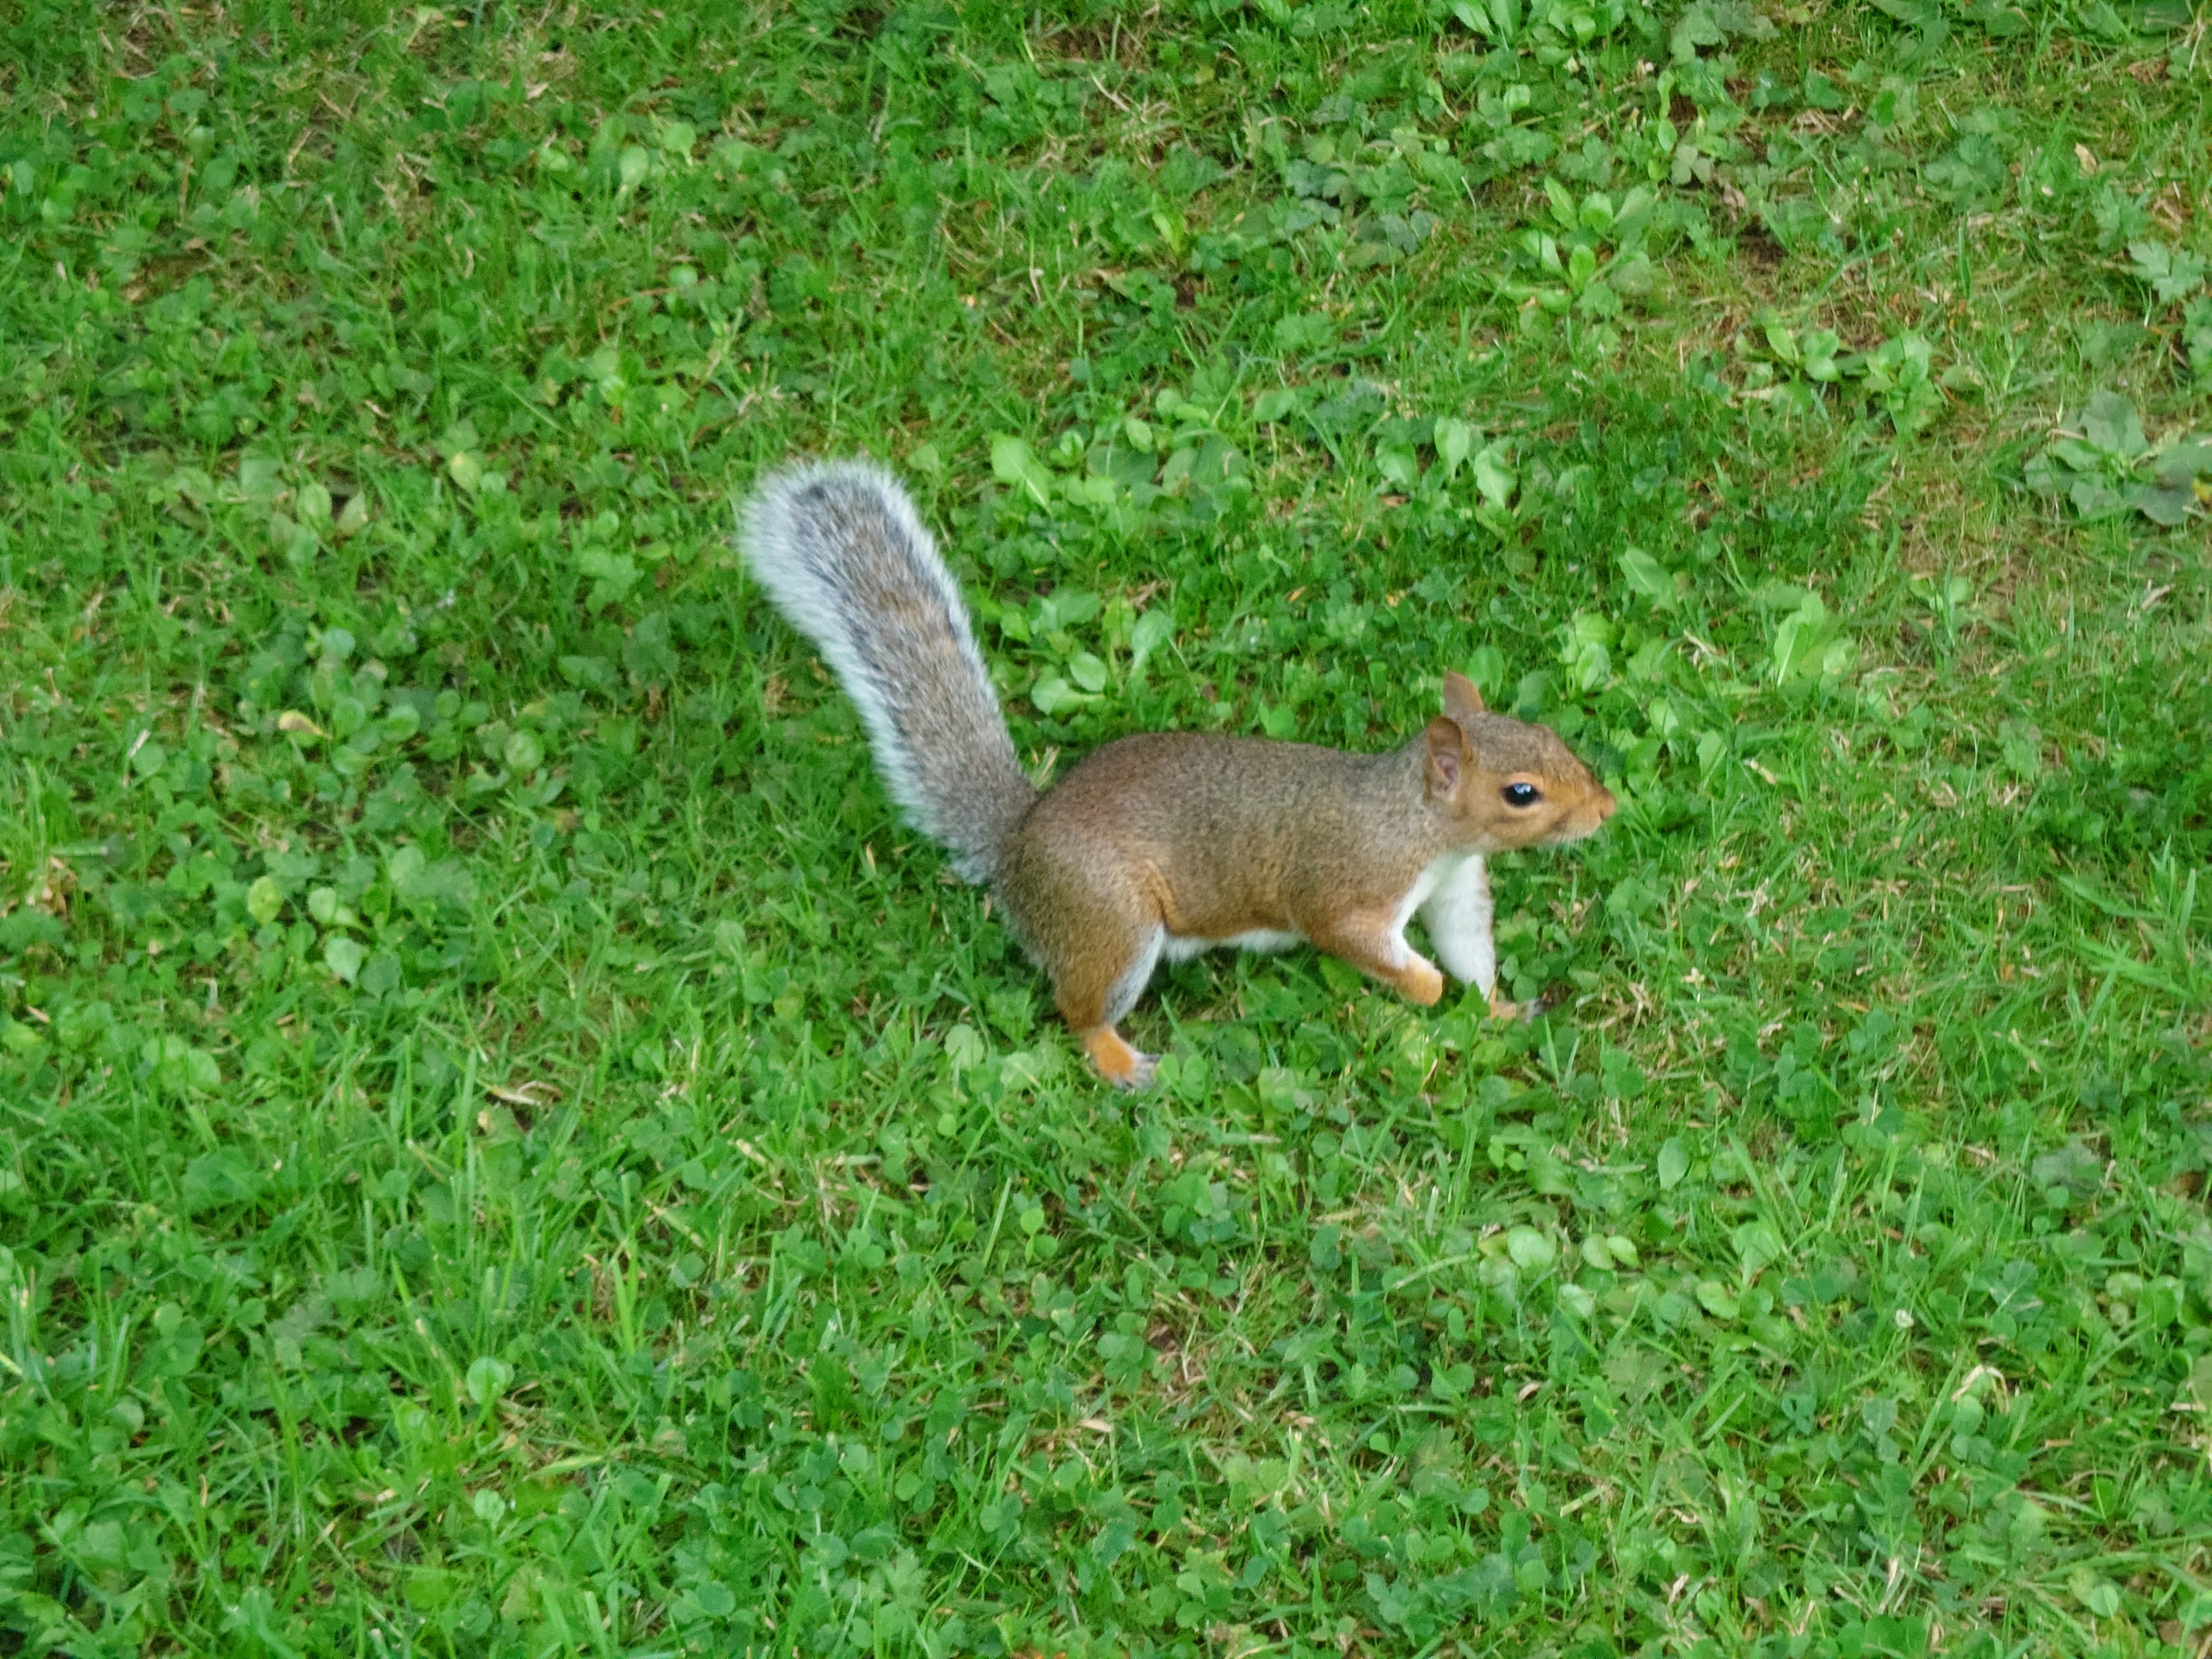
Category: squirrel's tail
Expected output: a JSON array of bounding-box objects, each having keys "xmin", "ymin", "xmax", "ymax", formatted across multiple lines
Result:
[{"xmin": 740, "ymin": 459, "xmax": 1036, "ymax": 883}]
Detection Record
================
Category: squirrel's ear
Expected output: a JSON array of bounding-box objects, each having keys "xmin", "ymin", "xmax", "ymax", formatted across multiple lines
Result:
[
  {"xmin": 1442, "ymin": 671, "xmax": 1485, "ymax": 723},
  {"xmin": 1424, "ymin": 716, "xmax": 1465, "ymax": 796}
]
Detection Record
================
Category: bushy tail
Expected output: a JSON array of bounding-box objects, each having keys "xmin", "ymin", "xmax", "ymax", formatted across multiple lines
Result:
[{"xmin": 740, "ymin": 459, "xmax": 1036, "ymax": 883}]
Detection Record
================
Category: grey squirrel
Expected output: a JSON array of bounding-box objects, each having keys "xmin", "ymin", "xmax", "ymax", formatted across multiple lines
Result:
[{"xmin": 740, "ymin": 459, "xmax": 1617, "ymax": 1087}]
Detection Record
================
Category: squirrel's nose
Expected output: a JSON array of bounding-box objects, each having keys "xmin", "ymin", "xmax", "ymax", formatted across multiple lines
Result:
[{"xmin": 1595, "ymin": 788, "xmax": 1618, "ymax": 820}]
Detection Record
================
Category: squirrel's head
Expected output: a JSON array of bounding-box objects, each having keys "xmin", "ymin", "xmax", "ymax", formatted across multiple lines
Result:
[{"xmin": 1422, "ymin": 672, "xmax": 1617, "ymax": 851}]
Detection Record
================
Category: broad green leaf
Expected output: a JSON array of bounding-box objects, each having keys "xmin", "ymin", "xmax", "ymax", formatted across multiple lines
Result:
[
  {"xmin": 1030, "ymin": 674, "xmax": 1090, "ymax": 715},
  {"xmin": 1618, "ymin": 546, "xmax": 1675, "ymax": 606},
  {"xmin": 2133, "ymin": 482, "xmax": 2196, "ymax": 526},
  {"xmin": 236, "ymin": 455, "xmax": 284, "ymax": 500},
  {"xmin": 246, "ymin": 877, "xmax": 284, "ymax": 926},
  {"xmin": 1543, "ymin": 176, "xmax": 1577, "ymax": 229},
  {"xmin": 1435, "ymin": 417, "xmax": 1474, "ymax": 478},
  {"xmin": 579, "ymin": 549, "xmax": 640, "ymax": 610},
  {"xmin": 1375, "ymin": 443, "xmax": 1419, "ymax": 489},
  {"xmin": 1697, "ymin": 1280, "xmax": 1740, "ymax": 1318},
  {"xmin": 1271, "ymin": 312, "xmax": 1334, "ymax": 353},
  {"xmin": 1773, "ymin": 594, "xmax": 1851, "ymax": 684},
  {"xmin": 990, "ymin": 436, "xmax": 1053, "ymax": 506},
  {"xmin": 465, "ymin": 1356, "xmax": 515, "ymax": 1406},
  {"xmin": 943, "ymin": 1023, "xmax": 986, "ymax": 1073},
  {"xmin": 144, "ymin": 1035, "xmax": 222, "ymax": 1094},
  {"xmin": 183, "ymin": 1148, "xmax": 260, "ymax": 1209},
  {"xmin": 2068, "ymin": 476, "xmax": 2131, "ymax": 519},
  {"xmin": 1800, "ymin": 328, "xmax": 1842, "ymax": 381},
  {"xmin": 1129, "ymin": 609, "xmax": 1174, "ymax": 677},
  {"xmin": 324, "ymin": 935, "xmax": 366, "ymax": 984},
  {"xmin": 1566, "ymin": 242, "xmax": 1598, "ymax": 292},
  {"xmin": 2081, "ymin": 390, "xmax": 2146, "ymax": 459},
  {"xmin": 2129, "ymin": 239, "xmax": 2207, "ymax": 304},
  {"xmin": 2152, "ymin": 440, "xmax": 2212, "ymax": 488},
  {"xmin": 1471, "ymin": 447, "xmax": 1517, "ymax": 511},
  {"xmin": 1504, "ymin": 1226, "xmax": 1556, "ymax": 1272}
]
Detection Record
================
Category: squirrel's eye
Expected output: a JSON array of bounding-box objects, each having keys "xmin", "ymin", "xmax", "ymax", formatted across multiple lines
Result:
[{"xmin": 1503, "ymin": 782, "xmax": 1541, "ymax": 808}]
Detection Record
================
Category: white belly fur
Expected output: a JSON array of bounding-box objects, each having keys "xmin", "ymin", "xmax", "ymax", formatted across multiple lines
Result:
[
  {"xmin": 1416, "ymin": 852, "xmax": 1497, "ymax": 997},
  {"xmin": 1392, "ymin": 854, "xmax": 1462, "ymax": 937},
  {"xmin": 1163, "ymin": 927, "xmax": 1304, "ymax": 963},
  {"xmin": 1161, "ymin": 852, "xmax": 1485, "ymax": 979}
]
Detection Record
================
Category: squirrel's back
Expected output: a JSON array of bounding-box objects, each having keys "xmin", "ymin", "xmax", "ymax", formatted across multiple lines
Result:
[{"xmin": 739, "ymin": 460, "xmax": 1035, "ymax": 882}]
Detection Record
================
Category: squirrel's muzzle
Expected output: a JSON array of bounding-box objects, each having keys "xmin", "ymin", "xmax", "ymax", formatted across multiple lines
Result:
[{"xmin": 1551, "ymin": 784, "xmax": 1617, "ymax": 844}]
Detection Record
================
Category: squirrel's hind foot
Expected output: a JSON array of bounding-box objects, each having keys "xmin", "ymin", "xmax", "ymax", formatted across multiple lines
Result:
[{"xmin": 1082, "ymin": 1026, "xmax": 1158, "ymax": 1090}]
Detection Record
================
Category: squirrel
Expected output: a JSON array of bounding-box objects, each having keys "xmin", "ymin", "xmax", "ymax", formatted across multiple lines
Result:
[{"xmin": 739, "ymin": 459, "xmax": 1618, "ymax": 1088}]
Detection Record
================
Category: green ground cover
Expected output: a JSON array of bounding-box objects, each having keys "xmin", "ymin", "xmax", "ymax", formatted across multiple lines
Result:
[{"xmin": 3, "ymin": 0, "xmax": 2210, "ymax": 1654}]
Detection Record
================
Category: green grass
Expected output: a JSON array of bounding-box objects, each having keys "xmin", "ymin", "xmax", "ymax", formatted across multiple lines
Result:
[{"xmin": 2, "ymin": 0, "xmax": 2210, "ymax": 1654}]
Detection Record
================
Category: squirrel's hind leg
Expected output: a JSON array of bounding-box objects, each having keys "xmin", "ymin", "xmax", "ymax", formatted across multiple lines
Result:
[
  {"xmin": 1065, "ymin": 922, "xmax": 1163, "ymax": 1088},
  {"xmin": 1047, "ymin": 918, "xmax": 1164, "ymax": 1090},
  {"xmin": 1001, "ymin": 836, "xmax": 1165, "ymax": 1087}
]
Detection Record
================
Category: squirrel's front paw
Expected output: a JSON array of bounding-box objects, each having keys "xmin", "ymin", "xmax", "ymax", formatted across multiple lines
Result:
[{"xmin": 1402, "ymin": 960, "xmax": 1446, "ymax": 1006}]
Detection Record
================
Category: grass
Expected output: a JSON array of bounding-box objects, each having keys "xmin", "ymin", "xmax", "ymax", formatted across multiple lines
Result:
[{"xmin": 1, "ymin": 0, "xmax": 2209, "ymax": 1654}]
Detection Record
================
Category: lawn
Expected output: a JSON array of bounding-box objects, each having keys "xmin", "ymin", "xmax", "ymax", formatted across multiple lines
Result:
[{"xmin": 2, "ymin": 0, "xmax": 2210, "ymax": 1654}]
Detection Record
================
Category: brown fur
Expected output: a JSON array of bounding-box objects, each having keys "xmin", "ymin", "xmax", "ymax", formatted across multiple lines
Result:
[{"xmin": 995, "ymin": 673, "xmax": 1615, "ymax": 1084}]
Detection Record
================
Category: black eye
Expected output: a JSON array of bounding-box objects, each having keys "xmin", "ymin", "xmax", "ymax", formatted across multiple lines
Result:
[{"xmin": 1503, "ymin": 782, "xmax": 1542, "ymax": 808}]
